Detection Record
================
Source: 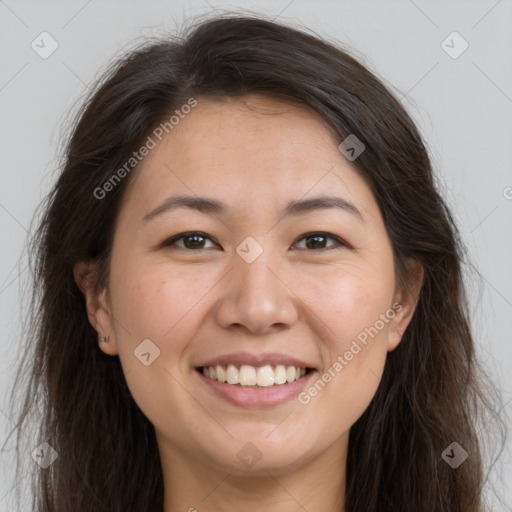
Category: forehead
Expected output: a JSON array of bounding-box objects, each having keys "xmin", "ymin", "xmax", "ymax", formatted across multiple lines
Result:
[{"xmin": 119, "ymin": 94, "xmax": 377, "ymax": 225}]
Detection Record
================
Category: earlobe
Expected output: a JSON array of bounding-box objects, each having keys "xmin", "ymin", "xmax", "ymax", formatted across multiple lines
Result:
[
  {"xmin": 387, "ymin": 260, "xmax": 424, "ymax": 352},
  {"xmin": 73, "ymin": 261, "xmax": 119, "ymax": 356}
]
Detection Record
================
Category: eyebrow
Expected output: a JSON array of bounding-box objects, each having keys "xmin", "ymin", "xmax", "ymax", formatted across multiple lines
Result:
[{"xmin": 142, "ymin": 194, "xmax": 363, "ymax": 224}]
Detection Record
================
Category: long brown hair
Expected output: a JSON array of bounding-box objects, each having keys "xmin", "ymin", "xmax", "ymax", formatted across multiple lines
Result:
[{"xmin": 7, "ymin": 12, "xmax": 506, "ymax": 512}]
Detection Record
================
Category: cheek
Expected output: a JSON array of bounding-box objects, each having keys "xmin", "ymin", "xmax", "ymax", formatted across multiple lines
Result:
[
  {"xmin": 107, "ymin": 263, "xmax": 212, "ymax": 442},
  {"xmin": 301, "ymin": 258, "xmax": 395, "ymax": 348},
  {"xmin": 294, "ymin": 261, "xmax": 393, "ymax": 424},
  {"xmin": 111, "ymin": 260, "xmax": 209, "ymax": 345},
  {"xmin": 298, "ymin": 319, "xmax": 389, "ymax": 439}
]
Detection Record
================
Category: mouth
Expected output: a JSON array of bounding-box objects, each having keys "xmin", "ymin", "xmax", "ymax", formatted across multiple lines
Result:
[
  {"xmin": 194, "ymin": 353, "xmax": 318, "ymax": 408},
  {"xmin": 194, "ymin": 352, "xmax": 318, "ymax": 408},
  {"xmin": 197, "ymin": 364, "xmax": 313, "ymax": 388}
]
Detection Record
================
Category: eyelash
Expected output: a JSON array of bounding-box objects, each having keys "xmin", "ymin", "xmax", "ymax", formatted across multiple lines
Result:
[{"xmin": 161, "ymin": 231, "xmax": 349, "ymax": 252}]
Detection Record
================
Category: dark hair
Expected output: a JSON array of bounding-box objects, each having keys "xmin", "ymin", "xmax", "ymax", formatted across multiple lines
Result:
[{"xmin": 7, "ymin": 12, "xmax": 506, "ymax": 512}]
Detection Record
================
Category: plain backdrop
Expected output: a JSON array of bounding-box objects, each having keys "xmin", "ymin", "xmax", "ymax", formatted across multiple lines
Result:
[{"xmin": 1, "ymin": 0, "xmax": 511, "ymax": 510}]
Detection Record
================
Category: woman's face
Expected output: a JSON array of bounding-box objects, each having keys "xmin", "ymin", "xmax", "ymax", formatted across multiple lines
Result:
[{"xmin": 82, "ymin": 94, "xmax": 417, "ymax": 476}]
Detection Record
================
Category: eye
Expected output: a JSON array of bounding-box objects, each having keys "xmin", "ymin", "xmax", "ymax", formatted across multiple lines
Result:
[
  {"xmin": 161, "ymin": 231, "xmax": 348, "ymax": 252},
  {"xmin": 292, "ymin": 232, "xmax": 347, "ymax": 251},
  {"xmin": 162, "ymin": 231, "xmax": 218, "ymax": 250}
]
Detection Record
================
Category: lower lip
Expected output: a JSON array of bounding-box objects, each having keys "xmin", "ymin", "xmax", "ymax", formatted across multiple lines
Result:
[{"xmin": 196, "ymin": 369, "xmax": 317, "ymax": 408}]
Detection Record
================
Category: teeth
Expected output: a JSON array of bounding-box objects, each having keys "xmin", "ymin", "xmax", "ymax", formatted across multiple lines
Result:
[
  {"xmin": 239, "ymin": 365, "xmax": 257, "ymax": 386},
  {"xmin": 226, "ymin": 364, "xmax": 240, "ymax": 385},
  {"xmin": 257, "ymin": 365, "xmax": 274, "ymax": 387},
  {"xmin": 274, "ymin": 365, "xmax": 287, "ymax": 385},
  {"xmin": 216, "ymin": 365, "xmax": 226, "ymax": 383},
  {"xmin": 201, "ymin": 363, "xmax": 309, "ymax": 387}
]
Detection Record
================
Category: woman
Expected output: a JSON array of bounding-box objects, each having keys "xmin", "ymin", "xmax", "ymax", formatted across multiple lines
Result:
[{"xmin": 10, "ymin": 13, "xmax": 505, "ymax": 512}]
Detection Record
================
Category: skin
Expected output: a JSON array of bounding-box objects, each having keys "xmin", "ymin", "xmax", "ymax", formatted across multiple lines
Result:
[{"xmin": 75, "ymin": 94, "xmax": 422, "ymax": 512}]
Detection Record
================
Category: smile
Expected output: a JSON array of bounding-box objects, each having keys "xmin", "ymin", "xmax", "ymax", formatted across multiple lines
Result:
[{"xmin": 199, "ymin": 364, "xmax": 310, "ymax": 388}]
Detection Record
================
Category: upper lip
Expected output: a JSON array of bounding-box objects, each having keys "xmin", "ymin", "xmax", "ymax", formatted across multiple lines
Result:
[{"xmin": 197, "ymin": 352, "xmax": 315, "ymax": 369}]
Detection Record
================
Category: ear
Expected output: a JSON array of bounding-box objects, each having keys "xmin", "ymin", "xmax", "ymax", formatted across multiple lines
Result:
[
  {"xmin": 387, "ymin": 259, "xmax": 424, "ymax": 352},
  {"xmin": 73, "ymin": 261, "xmax": 119, "ymax": 356}
]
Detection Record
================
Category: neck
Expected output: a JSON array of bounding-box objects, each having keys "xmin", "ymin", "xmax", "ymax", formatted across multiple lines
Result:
[{"xmin": 159, "ymin": 432, "xmax": 348, "ymax": 512}]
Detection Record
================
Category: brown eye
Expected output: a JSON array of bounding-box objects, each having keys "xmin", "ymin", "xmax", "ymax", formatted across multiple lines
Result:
[
  {"xmin": 162, "ymin": 231, "xmax": 347, "ymax": 252},
  {"xmin": 163, "ymin": 232, "xmax": 217, "ymax": 250},
  {"xmin": 293, "ymin": 232, "xmax": 346, "ymax": 251}
]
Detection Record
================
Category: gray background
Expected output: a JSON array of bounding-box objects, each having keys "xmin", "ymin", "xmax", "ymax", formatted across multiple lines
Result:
[{"xmin": 1, "ymin": 0, "xmax": 511, "ymax": 510}]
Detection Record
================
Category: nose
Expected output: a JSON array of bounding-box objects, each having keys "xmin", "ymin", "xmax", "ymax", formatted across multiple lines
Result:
[{"xmin": 214, "ymin": 248, "xmax": 299, "ymax": 335}]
